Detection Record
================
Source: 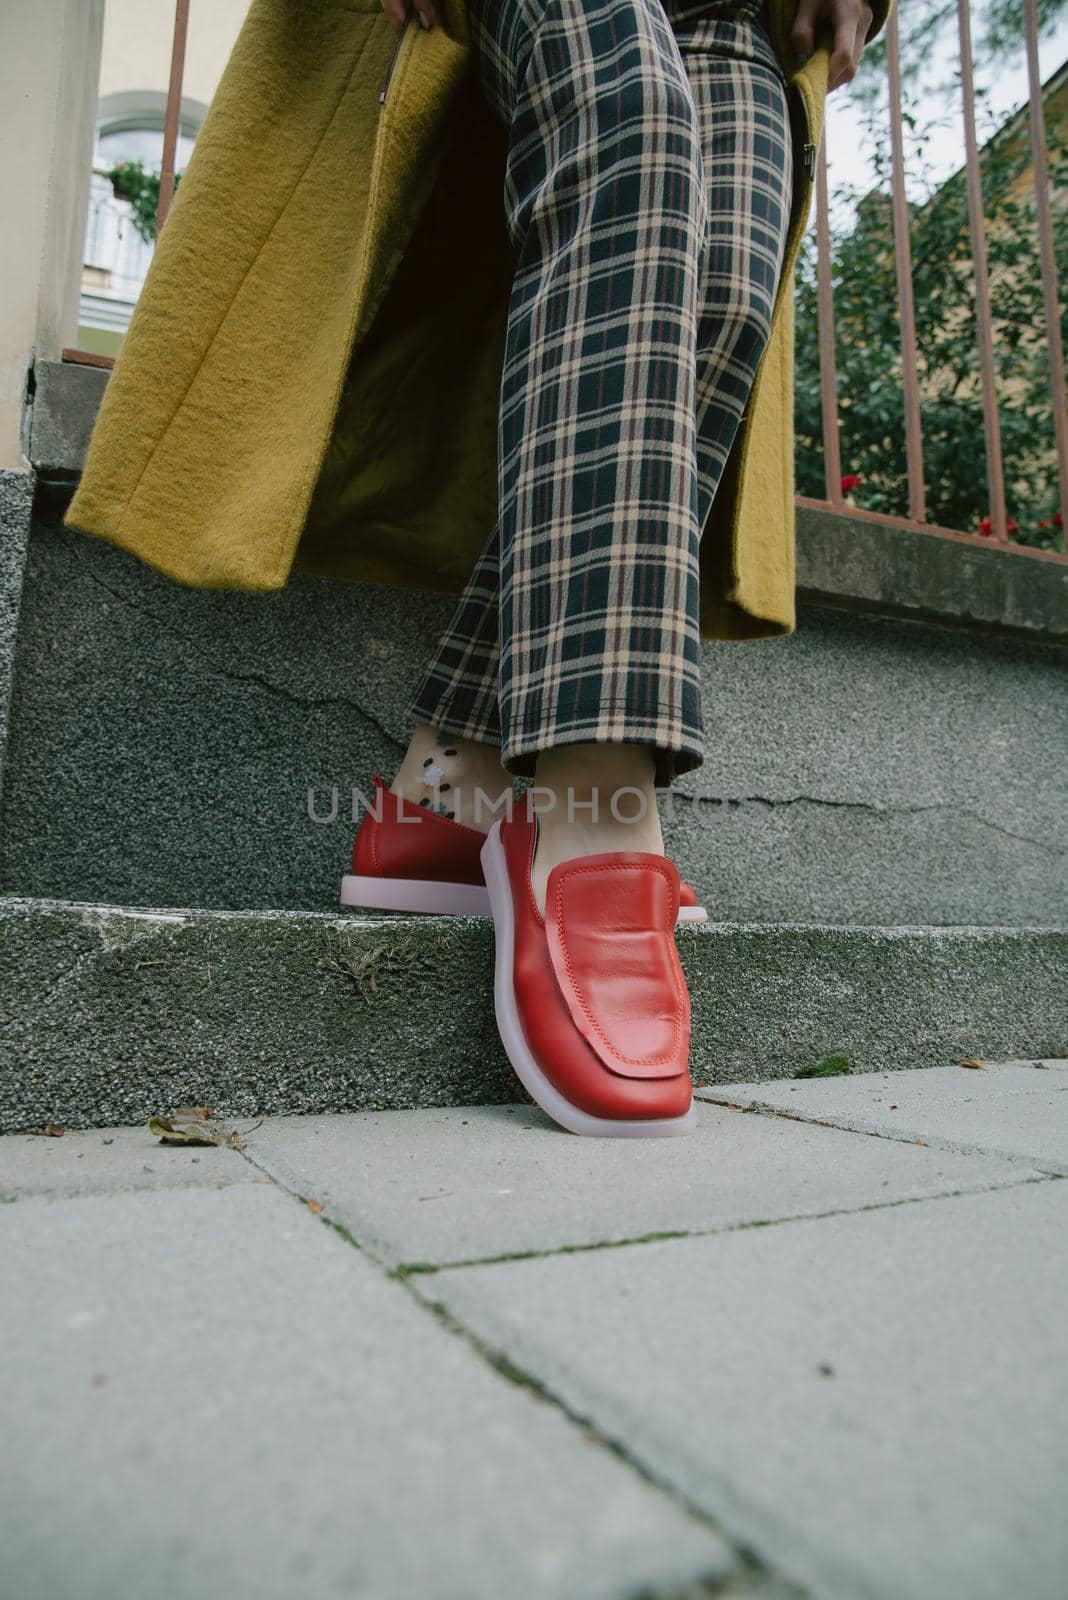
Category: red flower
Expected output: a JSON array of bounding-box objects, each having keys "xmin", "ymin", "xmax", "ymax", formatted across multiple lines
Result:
[
  {"xmin": 841, "ymin": 474, "xmax": 863, "ymax": 493},
  {"xmin": 977, "ymin": 514, "xmax": 1018, "ymax": 537},
  {"xmin": 1055, "ymin": 512, "xmax": 1064, "ymax": 528}
]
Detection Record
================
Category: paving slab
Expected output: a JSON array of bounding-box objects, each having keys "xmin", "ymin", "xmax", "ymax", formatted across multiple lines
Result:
[
  {"xmin": 426, "ymin": 1181, "xmax": 1068, "ymax": 1600},
  {"xmin": 0, "ymin": 1183, "xmax": 735, "ymax": 1600},
  {"xmin": 699, "ymin": 1060, "xmax": 1068, "ymax": 1174},
  {"xmin": 0, "ymin": 1123, "xmax": 263, "ymax": 1201},
  {"xmin": 240, "ymin": 1102, "xmax": 1039, "ymax": 1268}
]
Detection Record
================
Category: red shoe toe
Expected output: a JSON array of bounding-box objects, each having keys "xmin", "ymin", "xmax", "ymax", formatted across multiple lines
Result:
[{"xmin": 481, "ymin": 818, "xmax": 695, "ymax": 1137}]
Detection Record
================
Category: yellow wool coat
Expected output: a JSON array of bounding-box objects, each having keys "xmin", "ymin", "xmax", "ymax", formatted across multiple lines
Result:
[{"xmin": 66, "ymin": 0, "xmax": 892, "ymax": 640}]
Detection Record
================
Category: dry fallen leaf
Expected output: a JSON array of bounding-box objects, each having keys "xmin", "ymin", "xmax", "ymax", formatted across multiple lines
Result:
[
  {"xmin": 306, "ymin": 1200, "xmax": 325, "ymax": 1214},
  {"xmin": 147, "ymin": 1114, "xmax": 222, "ymax": 1147},
  {"xmin": 169, "ymin": 1105, "xmax": 215, "ymax": 1125},
  {"xmin": 958, "ymin": 1059, "xmax": 986, "ymax": 1070},
  {"xmin": 29, "ymin": 1124, "xmax": 65, "ymax": 1138}
]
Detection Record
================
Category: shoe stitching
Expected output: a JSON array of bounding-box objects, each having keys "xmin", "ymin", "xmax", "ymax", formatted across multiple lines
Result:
[{"xmin": 368, "ymin": 807, "xmax": 383, "ymax": 878}]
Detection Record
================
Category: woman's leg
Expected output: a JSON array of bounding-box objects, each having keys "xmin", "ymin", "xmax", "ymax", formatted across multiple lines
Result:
[
  {"xmin": 404, "ymin": 0, "xmax": 707, "ymax": 905},
  {"xmin": 402, "ymin": 0, "xmax": 792, "ymax": 906},
  {"xmin": 528, "ymin": 8, "xmax": 793, "ymax": 904},
  {"xmin": 401, "ymin": 527, "xmax": 513, "ymax": 830}
]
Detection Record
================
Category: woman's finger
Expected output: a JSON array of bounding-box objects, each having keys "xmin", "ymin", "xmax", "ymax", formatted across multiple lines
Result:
[
  {"xmin": 790, "ymin": 0, "xmax": 821, "ymax": 59},
  {"xmin": 793, "ymin": 0, "xmax": 873, "ymax": 86},
  {"xmin": 382, "ymin": 0, "xmax": 409, "ymax": 34},
  {"xmin": 827, "ymin": 8, "xmax": 862, "ymax": 91}
]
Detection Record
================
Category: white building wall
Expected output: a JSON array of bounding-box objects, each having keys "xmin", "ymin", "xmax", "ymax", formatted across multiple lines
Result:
[{"xmin": 98, "ymin": 0, "xmax": 249, "ymax": 112}]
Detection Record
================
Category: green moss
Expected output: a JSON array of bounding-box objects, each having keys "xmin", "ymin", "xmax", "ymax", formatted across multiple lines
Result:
[{"xmin": 795, "ymin": 1054, "xmax": 852, "ymax": 1079}]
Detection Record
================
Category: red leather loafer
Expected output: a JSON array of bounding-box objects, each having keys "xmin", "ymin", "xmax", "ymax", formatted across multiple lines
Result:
[
  {"xmin": 341, "ymin": 775, "xmax": 489, "ymax": 915},
  {"xmin": 341, "ymin": 775, "xmax": 708, "ymax": 922},
  {"xmin": 479, "ymin": 816, "xmax": 696, "ymax": 1137}
]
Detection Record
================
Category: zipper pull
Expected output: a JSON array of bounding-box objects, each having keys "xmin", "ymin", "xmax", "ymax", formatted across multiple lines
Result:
[
  {"xmin": 803, "ymin": 141, "xmax": 817, "ymax": 181},
  {"xmin": 379, "ymin": 20, "xmax": 408, "ymax": 106}
]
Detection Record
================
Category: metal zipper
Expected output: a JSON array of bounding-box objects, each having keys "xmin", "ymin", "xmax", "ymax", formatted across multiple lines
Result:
[
  {"xmin": 803, "ymin": 141, "xmax": 817, "ymax": 181},
  {"xmin": 379, "ymin": 19, "xmax": 410, "ymax": 107}
]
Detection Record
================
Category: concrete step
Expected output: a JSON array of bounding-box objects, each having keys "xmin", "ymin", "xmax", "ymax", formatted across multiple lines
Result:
[
  {"xmin": 2, "ymin": 894, "xmax": 1065, "ymax": 1133},
  {"xmin": 4, "ymin": 496, "xmax": 1067, "ymax": 929}
]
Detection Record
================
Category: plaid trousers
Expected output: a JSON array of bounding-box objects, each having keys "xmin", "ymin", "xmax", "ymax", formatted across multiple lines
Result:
[{"xmin": 405, "ymin": 0, "xmax": 793, "ymax": 784}]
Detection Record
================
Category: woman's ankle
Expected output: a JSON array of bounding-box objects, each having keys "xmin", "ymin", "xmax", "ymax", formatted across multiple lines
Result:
[
  {"xmin": 529, "ymin": 742, "xmax": 665, "ymax": 914},
  {"xmin": 390, "ymin": 725, "xmax": 512, "ymax": 832}
]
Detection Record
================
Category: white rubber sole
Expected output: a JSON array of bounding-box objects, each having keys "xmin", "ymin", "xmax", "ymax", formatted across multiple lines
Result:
[
  {"xmin": 479, "ymin": 822, "xmax": 697, "ymax": 1138},
  {"xmin": 341, "ymin": 873, "xmax": 707, "ymax": 923},
  {"xmin": 340, "ymin": 874, "xmax": 491, "ymax": 916}
]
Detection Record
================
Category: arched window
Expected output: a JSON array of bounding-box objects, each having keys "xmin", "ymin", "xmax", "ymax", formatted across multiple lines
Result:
[
  {"xmin": 79, "ymin": 92, "xmax": 208, "ymax": 353},
  {"xmin": 94, "ymin": 90, "xmax": 204, "ymax": 172}
]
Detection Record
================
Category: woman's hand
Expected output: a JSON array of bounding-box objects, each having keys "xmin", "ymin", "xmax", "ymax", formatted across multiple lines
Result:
[
  {"xmin": 790, "ymin": 0, "xmax": 874, "ymax": 91},
  {"xmin": 382, "ymin": 0, "xmax": 436, "ymax": 34}
]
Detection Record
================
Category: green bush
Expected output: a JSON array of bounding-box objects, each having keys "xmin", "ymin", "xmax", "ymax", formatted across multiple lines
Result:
[{"xmin": 105, "ymin": 160, "xmax": 181, "ymax": 246}]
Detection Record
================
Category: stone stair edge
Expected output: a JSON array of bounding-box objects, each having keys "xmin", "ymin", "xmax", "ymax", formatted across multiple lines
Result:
[{"xmin": 2, "ymin": 893, "xmax": 1066, "ymax": 939}]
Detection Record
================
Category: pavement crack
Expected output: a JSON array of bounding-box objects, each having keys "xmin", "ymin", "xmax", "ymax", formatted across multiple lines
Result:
[
  {"xmin": 393, "ymin": 1231, "xmax": 694, "ymax": 1277},
  {"xmin": 680, "ymin": 791, "xmax": 1062, "ymax": 856},
  {"xmin": 700, "ymin": 1094, "xmax": 1068, "ymax": 1176},
  {"xmin": 66, "ymin": 543, "xmax": 404, "ymax": 744},
  {"xmin": 394, "ymin": 1171, "xmax": 1058, "ymax": 1276},
  {"xmin": 400, "ymin": 1283, "xmax": 798, "ymax": 1593},
  {"xmin": 224, "ymin": 1140, "xmax": 803, "ymax": 1590}
]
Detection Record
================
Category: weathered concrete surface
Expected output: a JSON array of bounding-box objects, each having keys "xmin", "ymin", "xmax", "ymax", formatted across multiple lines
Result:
[
  {"xmin": 796, "ymin": 502, "xmax": 1068, "ymax": 644},
  {"xmin": 30, "ymin": 363, "xmax": 1068, "ymax": 645},
  {"xmin": 26, "ymin": 360, "xmax": 109, "ymax": 476},
  {"xmin": 700, "ymin": 1060, "xmax": 1068, "ymax": 1175},
  {"xmin": 239, "ymin": 1101, "xmax": 1038, "ymax": 1268},
  {"xmin": 0, "ymin": 899, "xmax": 510, "ymax": 1134},
  {"xmin": 2, "ymin": 895, "xmax": 1066, "ymax": 1132},
  {"xmin": 2, "ymin": 1069, "xmax": 1063, "ymax": 1600},
  {"xmin": 428, "ymin": 1181, "xmax": 1068, "ymax": 1600},
  {"xmin": 0, "ymin": 1123, "xmax": 262, "ymax": 1200},
  {"xmin": 0, "ymin": 1184, "xmax": 734, "ymax": 1600},
  {"xmin": 0, "ymin": 469, "xmax": 32, "ymax": 805},
  {"xmin": 4, "ymin": 500, "xmax": 1067, "ymax": 925}
]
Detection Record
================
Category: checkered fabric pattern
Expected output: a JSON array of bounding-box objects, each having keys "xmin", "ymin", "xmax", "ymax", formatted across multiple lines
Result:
[{"xmin": 406, "ymin": 0, "xmax": 793, "ymax": 783}]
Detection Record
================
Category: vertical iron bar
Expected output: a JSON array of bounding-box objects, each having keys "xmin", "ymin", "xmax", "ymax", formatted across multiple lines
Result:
[
  {"xmin": 156, "ymin": 0, "xmax": 190, "ymax": 237},
  {"xmin": 885, "ymin": 5, "xmax": 927, "ymax": 523},
  {"xmin": 815, "ymin": 134, "xmax": 843, "ymax": 506},
  {"xmin": 1023, "ymin": 0, "xmax": 1068, "ymax": 552},
  {"xmin": 956, "ymin": 0, "xmax": 1008, "ymax": 541}
]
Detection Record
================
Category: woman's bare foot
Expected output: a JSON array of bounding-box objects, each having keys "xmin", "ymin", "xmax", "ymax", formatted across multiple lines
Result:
[
  {"xmin": 529, "ymin": 743, "xmax": 664, "ymax": 917},
  {"xmin": 390, "ymin": 726, "xmax": 513, "ymax": 833}
]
